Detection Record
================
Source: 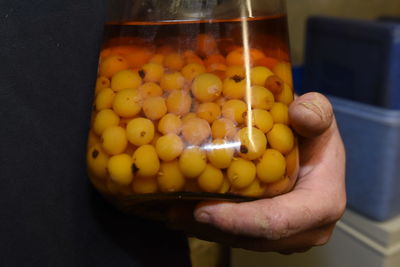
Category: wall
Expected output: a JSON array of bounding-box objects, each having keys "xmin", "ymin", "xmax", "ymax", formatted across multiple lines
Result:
[{"xmin": 286, "ymin": 0, "xmax": 400, "ymax": 65}]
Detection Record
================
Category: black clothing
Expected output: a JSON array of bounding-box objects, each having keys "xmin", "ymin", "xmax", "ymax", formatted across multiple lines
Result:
[{"xmin": 0, "ymin": 1, "xmax": 190, "ymax": 266}]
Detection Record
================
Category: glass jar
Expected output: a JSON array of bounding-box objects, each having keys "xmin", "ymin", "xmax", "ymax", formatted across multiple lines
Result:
[{"xmin": 87, "ymin": 0, "xmax": 299, "ymax": 219}]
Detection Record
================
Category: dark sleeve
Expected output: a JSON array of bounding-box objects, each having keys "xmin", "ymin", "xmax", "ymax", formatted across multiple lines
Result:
[{"xmin": 0, "ymin": 1, "xmax": 191, "ymax": 266}]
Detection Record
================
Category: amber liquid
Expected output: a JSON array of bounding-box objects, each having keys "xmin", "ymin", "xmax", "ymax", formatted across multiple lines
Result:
[
  {"xmin": 102, "ymin": 15, "xmax": 291, "ymax": 62},
  {"xmin": 89, "ymin": 15, "xmax": 298, "ymax": 220}
]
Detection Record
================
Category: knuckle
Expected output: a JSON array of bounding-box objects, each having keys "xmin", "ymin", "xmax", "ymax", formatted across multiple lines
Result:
[
  {"xmin": 253, "ymin": 213, "xmax": 271, "ymax": 238},
  {"xmin": 266, "ymin": 211, "xmax": 292, "ymax": 240},
  {"xmin": 326, "ymin": 194, "xmax": 347, "ymax": 223}
]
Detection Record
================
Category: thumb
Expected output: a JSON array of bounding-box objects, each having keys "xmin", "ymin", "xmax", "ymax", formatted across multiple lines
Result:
[{"xmin": 289, "ymin": 92, "xmax": 334, "ymax": 138}]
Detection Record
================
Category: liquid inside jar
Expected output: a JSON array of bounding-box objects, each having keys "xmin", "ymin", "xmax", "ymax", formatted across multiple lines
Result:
[{"xmin": 87, "ymin": 15, "xmax": 299, "ymax": 210}]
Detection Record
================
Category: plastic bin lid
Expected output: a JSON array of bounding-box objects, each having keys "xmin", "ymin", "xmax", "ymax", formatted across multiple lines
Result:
[{"xmin": 329, "ymin": 96, "xmax": 400, "ymax": 127}]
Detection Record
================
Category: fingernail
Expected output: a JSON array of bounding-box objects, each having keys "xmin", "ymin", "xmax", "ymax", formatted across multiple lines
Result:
[
  {"xmin": 300, "ymin": 100, "xmax": 324, "ymax": 120},
  {"xmin": 195, "ymin": 211, "xmax": 210, "ymax": 223}
]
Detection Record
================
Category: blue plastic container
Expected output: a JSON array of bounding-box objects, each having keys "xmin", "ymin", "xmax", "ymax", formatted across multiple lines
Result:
[
  {"xmin": 292, "ymin": 66, "xmax": 304, "ymax": 94},
  {"xmin": 303, "ymin": 16, "xmax": 400, "ymax": 109},
  {"xmin": 330, "ymin": 96, "xmax": 400, "ymax": 221}
]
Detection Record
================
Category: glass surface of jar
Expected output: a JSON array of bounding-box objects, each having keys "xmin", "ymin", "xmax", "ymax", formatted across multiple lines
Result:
[{"xmin": 87, "ymin": 0, "xmax": 299, "ymax": 219}]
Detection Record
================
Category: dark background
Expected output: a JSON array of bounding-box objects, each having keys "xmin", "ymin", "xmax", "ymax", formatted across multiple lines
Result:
[{"xmin": 0, "ymin": 1, "xmax": 190, "ymax": 266}]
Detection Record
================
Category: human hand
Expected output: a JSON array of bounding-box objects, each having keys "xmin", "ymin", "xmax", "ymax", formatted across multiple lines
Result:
[{"xmin": 168, "ymin": 92, "xmax": 346, "ymax": 253}]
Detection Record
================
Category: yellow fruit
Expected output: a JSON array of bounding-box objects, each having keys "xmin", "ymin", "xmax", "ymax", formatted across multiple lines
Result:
[
  {"xmin": 211, "ymin": 118, "xmax": 237, "ymax": 139},
  {"xmin": 179, "ymin": 147, "xmax": 207, "ymax": 179},
  {"xmin": 221, "ymin": 99, "xmax": 247, "ymax": 124},
  {"xmin": 158, "ymin": 113, "xmax": 182, "ymax": 135},
  {"xmin": 226, "ymin": 48, "xmax": 265, "ymax": 66},
  {"xmin": 157, "ymin": 161, "xmax": 185, "ymax": 192},
  {"xmin": 124, "ymin": 46, "xmax": 153, "ymax": 68},
  {"xmin": 185, "ymin": 56, "xmax": 204, "ymax": 66},
  {"xmin": 150, "ymin": 132, "xmax": 162, "ymax": 147},
  {"xmin": 205, "ymin": 54, "xmax": 226, "ymax": 67},
  {"xmin": 196, "ymin": 102, "xmax": 221, "ymax": 123},
  {"xmin": 100, "ymin": 48, "xmax": 112, "ymax": 59},
  {"xmin": 181, "ymin": 63, "xmax": 206, "ymax": 81},
  {"xmin": 132, "ymin": 176, "xmax": 158, "ymax": 194},
  {"xmin": 87, "ymin": 145, "xmax": 109, "ymax": 180},
  {"xmin": 93, "ymin": 109, "xmax": 120, "ymax": 136},
  {"xmin": 237, "ymin": 127, "xmax": 267, "ymax": 160},
  {"xmin": 270, "ymin": 102, "xmax": 289, "ymax": 125},
  {"xmin": 95, "ymin": 88, "xmax": 115, "ymax": 111},
  {"xmin": 95, "ymin": 76, "xmax": 111, "ymax": 94},
  {"xmin": 149, "ymin": 53, "xmax": 164, "ymax": 65},
  {"xmin": 236, "ymin": 179, "xmax": 265, "ymax": 198},
  {"xmin": 155, "ymin": 133, "xmax": 184, "ymax": 161},
  {"xmin": 166, "ymin": 90, "xmax": 192, "ymax": 116},
  {"xmin": 132, "ymin": 145, "xmax": 160, "ymax": 177},
  {"xmin": 87, "ymin": 130, "xmax": 100, "ymax": 148},
  {"xmin": 223, "ymin": 76, "xmax": 246, "ymax": 99},
  {"xmin": 138, "ymin": 82, "xmax": 163, "ymax": 98},
  {"xmin": 251, "ymin": 86, "xmax": 275, "ymax": 110},
  {"xmin": 191, "ymin": 73, "xmax": 222, "ymax": 102},
  {"xmin": 101, "ymin": 126, "xmax": 128, "ymax": 155},
  {"xmin": 126, "ymin": 118, "xmax": 155, "ymax": 146},
  {"xmin": 182, "ymin": 112, "xmax": 197, "ymax": 123},
  {"xmin": 267, "ymin": 124, "xmax": 294, "ymax": 155},
  {"xmin": 218, "ymin": 178, "xmax": 231, "ymax": 194},
  {"xmin": 206, "ymin": 139, "xmax": 234, "ymax": 169},
  {"xmin": 198, "ymin": 164, "xmax": 224, "ymax": 193},
  {"xmin": 108, "ymin": 154, "xmax": 134, "ymax": 186},
  {"xmin": 99, "ymin": 55, "xmax": 130, "ymax": 78},
  {"xmin": 112, "ymin": 88, "xmax": 142, "ymax": 118},
  {"xmin": 249, "ymin": 48, "xmax": 266, "ymax": 62},
  {"xmin": 226, "ymin": 49, "xmax": 244, "ymax": 66},
  {"xmin": 215, "ymin": 97, "xmax": 227, "ymax": 107},
  {"xmin": 111, "ymin": 70, "xmax": 142, "ymax": 91},
  {"xmin": 181, "ymin": 118, "xmax": 211, "ymax": 145},
  {"xmin": 163, "ymin": 53, "xmax": 185, "ymax": 71},
  {"xmin": 276, "ymin": 83, "xmax": 294, "ymax": 105},
  {"xmin": 211, "ymin": 71, "xmax": 228, "ymax": 81},
  {"xmin": 227, "ymin": 158, "xmax": 256, "ymax": 189},
  {"xmin": 196, "ymin": 34, "xmax": 218, "ymax": 57},
  {"xmin": 207, "ymin": 63, "xmax": 227, "ymax": 74},
  {"xmin": 250, "ymin": 66, "xmax": 273, "ymax": 86},
  {"xmin": 273, "ymin": 61, "xmax": 293, "ymax": 88},
  {"xmin": 140, "ymin": 63, "xmax": 164, "ymax": 83},
  {"xmin": 245, "ymin": 109, "xmax": 274, "ymax": 133},
  {"xmin": 265, "ymin": 75, "xmax": 284, "ymax": 95},
  {"xmin": 106, "ymin": 179, "xmax": 121, "ymax": 195},
  {"xmin": 143, "ymin": 96, "xmax": 167, "ymax": 120},
  {"xmin": 264, "ymin": 176, "xmax": 291, "ymax": 197},
  {"xmin": 183, "ymin": 50, "xmax": 203, "ymax": 64},
  {"xmin": 225, "ymin": 65, "xmax": 245, "ymax": 79},
  {"xmin": 257, "ymin": 149, "xmax": 286, "ymax": 183},
  {"xmin": 160, "ymin": 72, "xmax": 185, "ymax": 92}
]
